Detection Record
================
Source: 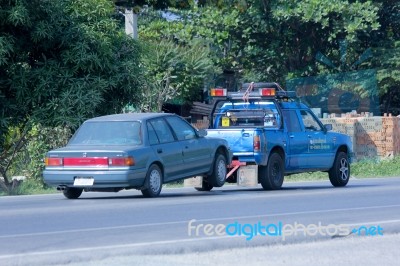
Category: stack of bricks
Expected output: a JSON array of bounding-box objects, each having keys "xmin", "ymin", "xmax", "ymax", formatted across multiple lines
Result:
[{"xmin": 321, "ymin": 113, "xmax": 400, "ymax": 161}]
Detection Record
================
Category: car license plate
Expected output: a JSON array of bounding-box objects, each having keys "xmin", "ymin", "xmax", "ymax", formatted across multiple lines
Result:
[{"xmin": 74, "ymin": 177, "xmax": 94, "ymax": 186}]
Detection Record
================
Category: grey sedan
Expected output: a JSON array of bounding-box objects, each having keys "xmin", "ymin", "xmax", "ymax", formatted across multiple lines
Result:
[{"xmin": 43, "ymin": 113, "xmax": 231, "ymax": 199}]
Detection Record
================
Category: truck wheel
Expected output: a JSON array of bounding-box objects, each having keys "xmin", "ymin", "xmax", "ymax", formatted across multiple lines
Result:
[
  {"xmin": 208, "ymin": 153, "xmax": 227, "ymax": 187},
  {"xmin": 141, "ymin": 164, "xmax": 163, "ymax": 197},
  {"xmin": 63, "ymin": 187, "xmax": 83, "ymax": 199},
  {"xmin": 195, "ymin": 180, "xmax": 214, "ymax": 191},
  {"xmin": 329, "ymin": 152, "xmax": 350, "ymax": 187},
  {"xmin": 259, "ymin": 152, "xmax": 284, "ymax": 190}
]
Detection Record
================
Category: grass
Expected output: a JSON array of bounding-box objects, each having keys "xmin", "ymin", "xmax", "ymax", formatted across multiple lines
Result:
[
  {"xmin": 0, "ymin": 178, "xmax": 57, "ymax": 196},
  {"xmin": 286, "ymin": 156, "xmax": 400, "ymax": 182}
]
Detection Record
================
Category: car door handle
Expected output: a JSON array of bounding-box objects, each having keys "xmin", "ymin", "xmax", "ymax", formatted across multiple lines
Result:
[{"xmin": 157, "ymin": 148, "xmax": 162, "ymax": 154}]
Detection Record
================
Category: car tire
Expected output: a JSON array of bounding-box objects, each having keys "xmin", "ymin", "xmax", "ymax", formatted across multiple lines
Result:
[
  {"xmin": 195, "ymin": 180, "xmax": 214, "ymax": 191},
  {"xmin": 259, "ymin": 152, "xmax": 284, "ymax": 190},
  {"xmin": 141, "ymin": 164, "xmax": 163, "ymax": 198},
  {"xmin": 208, "ymin": 153, "xmax": 227, "ymax": 187},
  {"xmin": 63, "ymin": 187, "xmax": 83, "ymax": 199},
  {"xmin": 329, "ymin": 151, "xmax": 350, "ymax": 187}
]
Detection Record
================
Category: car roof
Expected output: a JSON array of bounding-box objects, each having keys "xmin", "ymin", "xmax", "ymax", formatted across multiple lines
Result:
[{"xmin": 86, "ymin": 113, "xmax": 174, "ymax": 122}]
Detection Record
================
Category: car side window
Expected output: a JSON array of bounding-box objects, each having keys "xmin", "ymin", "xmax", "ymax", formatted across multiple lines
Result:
[
  {"xmin": 282, "ymin": 110, "xmax": 302, "ymax": 132},
  {"xmin": 148, "ymin": 118, "xmax": 175, "ymax": 144},
  {"xmin": 165, "ymin": 116, "xmax": 196, "ymax": 141},
  {"xmin": 147, "ymin": 122, "xmax": 159, "ymax": 145},
  {"xmin": 300, "ymin": 110, "xmax": 322, "ymax": 131}
]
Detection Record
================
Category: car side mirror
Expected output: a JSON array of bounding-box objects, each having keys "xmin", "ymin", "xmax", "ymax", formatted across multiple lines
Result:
[
  {"xmin": 197, "ymin": 129, "xmax": 208, "ymax": 137},
  {"xmin": 324, "ymin": 124, "xmax": 332, "ymax": 131}
]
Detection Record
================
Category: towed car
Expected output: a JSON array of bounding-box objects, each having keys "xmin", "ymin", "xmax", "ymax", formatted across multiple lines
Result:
[{"xmin": 43, "ymin": 113, "xmax": 231, "ymax": 199}]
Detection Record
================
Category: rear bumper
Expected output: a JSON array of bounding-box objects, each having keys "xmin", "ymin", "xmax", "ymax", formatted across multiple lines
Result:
[
  {"xmin": 43, "ymin": 168, "xmax": 147, "ymax": 188},
  {"xmin": 232, "ymin": 152, "xmax": 267, "ymax": 166}
]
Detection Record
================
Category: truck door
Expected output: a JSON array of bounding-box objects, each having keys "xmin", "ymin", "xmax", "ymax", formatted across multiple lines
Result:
[
  {"xmin": 282, "ymin": 110, "xmax": 309, "ymax": 170},
  {"xmin": 298, "ymin": 109, "xmax": 335, "ymax": 168}
]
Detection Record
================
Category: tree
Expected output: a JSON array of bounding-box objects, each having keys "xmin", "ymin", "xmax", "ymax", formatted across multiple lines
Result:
[
  {"xmin": 139, "ymin": 0, "xmax": 380, "ymax": 84},
  {"xmin": 370, "ymin": 1, "xmax": 400, "ymax": 114},
  {"xmin": 0, "ymin": 0, "xmax": 143, "ymax": 193},
  {"xmin": 139, "ymin": 39, "xmax": 214, "ymax": 112}
]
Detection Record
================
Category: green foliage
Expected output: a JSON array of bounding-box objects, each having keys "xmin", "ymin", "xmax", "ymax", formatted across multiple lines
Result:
[
  {"xmin": 0, "ymin": 0, "xmax": 144, "ymax": 192},
  {"xmin": 140, "ymin": 39, "xmax": 214, "ymax": 111},
  {"xmin": 24, "ymin": 125, "xmax": 71, "ymax": 182},
  {"xmin": 0, "ymin": 0, "xmax": 142, "ymax": 132},
  {"xmin": 0, "ymin": 123, "xmax": 71, "ymax": 194},
  {"xmin": 140, "ymin": 0, "xmax": 381, "ymax": 85}
]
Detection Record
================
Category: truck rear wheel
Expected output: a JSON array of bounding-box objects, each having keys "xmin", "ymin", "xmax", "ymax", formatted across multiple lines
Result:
[
  {"xmin": 329, "ymin": 152, "xmax": 350, "ymax": 187},
  {"xmin": 259, "ymin": 152, "xmax": 284, "ymax": 190}
]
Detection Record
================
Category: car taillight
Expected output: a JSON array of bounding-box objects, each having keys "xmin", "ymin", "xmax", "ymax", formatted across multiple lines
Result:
[
  {"xmin": 108, "ymin": 157, "xmax": 135, "ymax": 166},
  {"xmin": 46, "ymin": 156, "xmax": 135, "ymax": 167},
  {"xmin": 64, "ymin": 157, "xmax": 108, "ymax": 166},
  {"xmin": 253, "ymin": 135, "xmax": 261, "ymax": 152},
  {"xmin": 45, "ymin": 157, "xmax": 63, "ymax": 166}
]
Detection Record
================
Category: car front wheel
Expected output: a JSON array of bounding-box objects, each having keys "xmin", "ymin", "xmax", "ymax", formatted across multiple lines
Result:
[
  {"xmin": 329, "ymin": 151, "xmax": 350, "ymax": 187},
  {"xmin": 141, "ymin": 164, "xmax": 163, "ymax": 197}
]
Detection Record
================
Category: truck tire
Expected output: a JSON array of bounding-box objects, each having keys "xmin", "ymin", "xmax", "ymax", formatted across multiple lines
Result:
[
  {"xmin": 259, "ymin": 152, "xmax": 284, "ymax": 190},
  {"xmin": 63, "ymin": 187, "xmax": 83, "ymax": 199},
  {"xmin": 208, "ymin": 153, "xmax": 227, "ymax": 187},
  {"xmin": 195, "ymin": 180, "xmax": 214, "ymax": 191},
  {"xmin": 328, "ymin": 152, "xmax": 350, "ymax": 187},
  {"xmin": 141, "ymin": 164, "xmax": 163, "ymax": 197}
]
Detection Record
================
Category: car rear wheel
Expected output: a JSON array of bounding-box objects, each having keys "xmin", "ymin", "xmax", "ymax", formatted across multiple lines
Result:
[
  {"xmin": 259, "ymin": 152, "xmax": 284, "ymax": 190},
  {"xmin": 141, "ymin": 164, "xmax": 163, "ymax": 197},
  {"xmin": 329, "ymin": 151, "xmax": 350, "ymax": 187},
  {"xmin": 63, "ymin": 187, "xmax": 83, "ymax": 199},
  {"xmin": 208, "ymin": 153, "xmax": 227, "ymax": 187}
]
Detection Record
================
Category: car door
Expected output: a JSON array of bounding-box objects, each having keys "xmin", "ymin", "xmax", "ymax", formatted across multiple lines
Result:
[
  {"xmin": 298, "ymin": 109, "xmax": 335, "ymax": 169},
  {"xmin": 165, "ymin": 116, "xmax": 212, "ymax": 176},
  {"xmin": 147, "ymin": 118, "xmax": 184, "ymax": 181},
  {"xmin": 282, "ymin": 109, "xmax": 309, "ymax": 170}
]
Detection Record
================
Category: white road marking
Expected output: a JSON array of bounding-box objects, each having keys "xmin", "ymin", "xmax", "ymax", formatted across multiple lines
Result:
[{"xmin": 1, "ymin": 204, "xmax": 400, "ymax": 239}]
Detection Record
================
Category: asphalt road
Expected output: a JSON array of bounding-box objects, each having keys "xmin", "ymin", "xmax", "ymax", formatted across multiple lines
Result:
[{"xmin": 1, "ymin": 177, "xmax": 400, "ymax": 266}]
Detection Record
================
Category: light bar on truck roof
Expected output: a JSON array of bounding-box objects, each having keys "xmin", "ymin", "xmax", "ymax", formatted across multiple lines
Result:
[
  {"xmin": 210, "ymin": 88, "xmax": 297, "ymax": 100},
  {"xmin": 259, "ymin": 88, "xmax": 276, "ymax": 96},
  {"xmin": 210, "ymin": 88, "xmax": 227, "ymax": 97}
]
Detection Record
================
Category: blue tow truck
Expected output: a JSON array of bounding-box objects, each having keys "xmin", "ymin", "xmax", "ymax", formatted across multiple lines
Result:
[{"xmin": 187, "ymin": 82, "xmax": 353, "ymax": 191}]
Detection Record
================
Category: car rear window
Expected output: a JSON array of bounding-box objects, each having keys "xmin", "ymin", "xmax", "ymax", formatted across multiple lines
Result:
[{"xmin": 68, "ymin": 121, "xmax": 142, "ymax": 145}]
